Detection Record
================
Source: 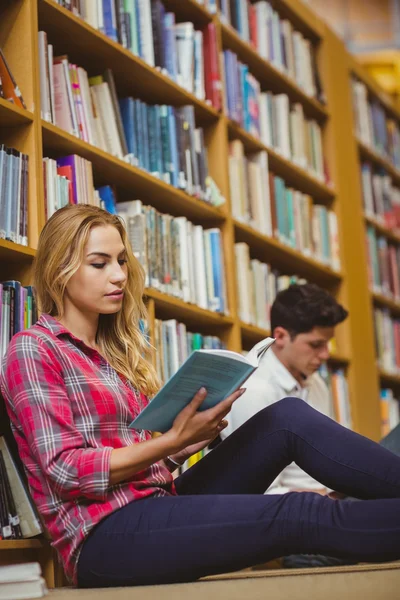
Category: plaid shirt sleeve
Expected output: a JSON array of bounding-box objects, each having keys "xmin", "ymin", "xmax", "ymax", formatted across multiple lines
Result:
[{"xmin": 1, "ymin": 333, "xmax": 113, "ymax": 502}]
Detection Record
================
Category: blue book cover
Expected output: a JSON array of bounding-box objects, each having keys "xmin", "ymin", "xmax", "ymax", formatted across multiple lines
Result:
[
  {"xmin": 168, "ymin": 106, "xmax": 179, "ymax": 188},
  {"xmin": 163, "ymin": 12, "xmax": 177, "ymax": 81},
  {"xmin": 129, "ymin": 337, "xmax": 275, "ymax": 432},
  {"xmin": 97, "ymin": 186, "xmax": 117, "ymax": 214},
  {"xmin": 119, "ymin": 97, "xmax": 137, "ymax": 159},
  {"xmin": 209, "ymin": 229, "xmax": 224, "ymax": 313},
  {"xmin": 141, "ymin": 102, "xmax": 150, "ymax": 172},
  {"xmin": 102, "ymin": 0, "xmax": 118, "ymax": 42},
  {"xmin": 2, "ymin": 280, "xmax": 21, "ymax": 334}
]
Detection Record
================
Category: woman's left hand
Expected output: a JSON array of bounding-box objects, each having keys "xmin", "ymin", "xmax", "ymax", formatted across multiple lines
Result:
[{"xmin": 170, "ymin": 434, "xmax": 223, "ymax": 466}]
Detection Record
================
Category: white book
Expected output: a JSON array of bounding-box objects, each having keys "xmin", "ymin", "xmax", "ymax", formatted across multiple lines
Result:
[
  {"xmin": 175, "ymin": 23, "xmax": 195, "ymax": 93},
  {"xmin": 90, "ymin": 82, "xmax": 123, "ymax": 158},
  {"xmin": 174, "ymin": 217, "xmax": 191, "ymax": 303},
  {"xmin": 0, "ymin": 437, "xmax": 42, "ymax": 538},
  {"xmin": 38, "ymin": 32, "xmax": 51, "ymax": 122},
  {"xmin": 274, "ymin": 94, "xmax": 291, "ymax": 159},
  {"xmin": 52, "ymin": 61, "xmax": 74, "ymax": 135},
  {"xmin": 235, "ymin": 242, "xmax": 252, "ymax": 324},
  {"xmin": 89, "ymin": 86, "xmax": 108, "ymax": 152},
  {"xmin": 0, "ymin": 577, "xmax": 47, "ymax": 600},
  {"xmin": 138, "ymin": 0, "xmax": 155, "ymax": 67},
  {"xmin": 192, "ymin": 225, "xmax": 208, "ymax": 310}
]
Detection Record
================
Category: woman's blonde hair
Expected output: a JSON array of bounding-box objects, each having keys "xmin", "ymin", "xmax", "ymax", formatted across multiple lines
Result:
[{"xmin": 33, "ymin": 204, "xmax": 159, "ymax": 397}]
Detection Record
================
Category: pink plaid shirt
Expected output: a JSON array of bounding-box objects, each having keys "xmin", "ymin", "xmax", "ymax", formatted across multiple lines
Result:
[{"xmin": 0, "ymin": 315, "xmax": 175, "ymax": 584}]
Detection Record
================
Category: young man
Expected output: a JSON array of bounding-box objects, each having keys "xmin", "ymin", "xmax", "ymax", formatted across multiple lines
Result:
[{"xmin": 222, "ymin": 283, "xmax": 348, "ymax": 496}]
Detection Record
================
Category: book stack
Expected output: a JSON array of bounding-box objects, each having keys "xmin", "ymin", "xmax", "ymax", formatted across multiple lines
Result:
[
  {"xmin": 219, "ymin": 0, "xmax": 323, "ymax": 102},
  {"xmin": 360, "ymin": 163, "xmax": 400, "ymax": 228},
  {"xmin": 154, "ymin": 318, "xmax": 225, "ymax": 384},
  {"xmin": 366, "ymin": 225, "xmax": 400, "ymax": 300},
  {"xmin": 380, "ymin": 388, "xmax": 400, "ymax": 437},
  {"xmin": 118, "ymin": 200, "xmax": 228, "ymax": 313},
  {"xmin": 0, "ymin": 146, "xmax": 29, "ymax": 247},
  {"xmin": 42, "ymin": 3, "xmax": 222, "ymax": 110},
  {"xmin": 0, "ymin": 562, "xmax": 47, "ymax": 600},
  {"xmin": 235, "ymin": 241, "xmax": 306, "ymax": 327},
  {"xmin": 0, "ymin": 436, "xmax": 42, "ymax": 540},
  {"xmin": 0, "ymin": 281, "xmax": 37, "ymax": 359},
  {"xmin": 352, "ymin": 77, "xmax": 400, "ymax": 168},
  {"xmin": 319, "ymin": 364, "xmax": 352, "ymax": 429},
  {"xmin": 374, "ymin": 308, "xmax": 400, "ymax": 374},
  {"xmin": 43, "ymin": 155, "xmax": 101, "ymax": 219}
]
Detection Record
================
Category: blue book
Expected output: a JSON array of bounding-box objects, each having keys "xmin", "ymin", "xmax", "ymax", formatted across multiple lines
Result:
[
  {"xmin": 102, "ymin": 0, "xmax": 118, "ymax": 42},
  {"xmin": 97, "ymin": 186, "xmax": 117, "ymax": 214},
  {"xmin": 130, "ymin": 337, "xmax": 275, "ymax": 432},
  {"xmin": 119, "ymin": 97, "xmax": 137, "ymax": 161}
]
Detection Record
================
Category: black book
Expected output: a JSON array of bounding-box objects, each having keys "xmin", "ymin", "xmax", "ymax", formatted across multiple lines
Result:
[{"xmin": 0, "ymin": 450, "xmax": 23, "ymax": 538}]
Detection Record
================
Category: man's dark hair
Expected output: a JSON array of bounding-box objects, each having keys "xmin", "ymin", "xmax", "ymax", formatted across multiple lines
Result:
[{"xmin": 270, "ymin": 283, "xmax": 348, "ymax": 338}]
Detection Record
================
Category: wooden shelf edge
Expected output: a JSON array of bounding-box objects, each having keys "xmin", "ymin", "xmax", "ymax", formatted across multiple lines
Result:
[
  {"xmin": 364, "ymin": 214, "xmax": 400, "ymax": 245},
  {"xmin": 379, "ymin": 368, "xmax": 400, "ymax": 387},
  {"xmin": 0, "ymin": 239, "xmax": 36, "ymax": 259},
  {"xmin": 0, "ymin": 98, "xmax": 34, "ymax": 125},
  {"xmin": 41, "ymin": 121, "xmax": 226, "ymax": 223},
  {"xmin": 357, "ymin": 139, "xmax": 400, "ymax": 186},
  {"xmin": 350, "ymin": 58, "xmax": 400, "ymax": 122},
  {"xmin": 227, "ymin": 119, "xmax": 335, "ymax": 202},
  {"xmin": 240, "ymin": 322, "xmax": 271, "ymax": 339},
  {"xmin": 220, "ymin": 22, "xmax": 328, "ymax": 121},
  {"xmin": 234, "ymin": 220, "xmax": 343, "ymax": 283},
  {"xmin": 0, "ymin": 539, "xmax": 45, "ymax": 550},
  {"xmin": 372, "ymin": 291, "xmax": 400, "ymax": 316},
  {"xmin": 328, "ymin": 353, "xmax": 351, "ymax": 366},
  {"xmin": 40, "ymin": 0, "xmax": 219, "ymax": 123},
  {"xmin": 145, "ymin": 287, "xmax": 234, "ymax": 326}
]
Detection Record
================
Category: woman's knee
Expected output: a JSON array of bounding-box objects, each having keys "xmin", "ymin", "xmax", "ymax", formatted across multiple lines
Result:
[{"xmin": 258, "ymin": 396, "xmax": 306, "ymax": 426}]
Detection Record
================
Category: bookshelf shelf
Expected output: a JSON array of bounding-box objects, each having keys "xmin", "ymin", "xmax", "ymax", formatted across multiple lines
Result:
[
  {"xmin": 234, "ymin": 220, "xmax": 342, "ymax": 286},
  {"xmin": 145, "ymin": 287, "xmax": 234, "ymax": 330},
  {"xmin": 0, "ymin": 240, "xmax": 36, "ymax": 263},
  {"xmin": 0, "ymin": 99, "xmax": 34, "ymax": 127},
  {"xmin": 163, "ymin": 0, "xmax": 213, "ymax": 24},
  {"xmin": 364, "ymin": 215, "xmax": 400, "ymax": 245},
  {"xmin": 240, "ymin": 322, "xmax": 270, "ymax": 347},
  {"xmin": 38, "ymin": 0, "xmax": 219, "ymax": 125},
  {"xmin": 227, "ymin": 119, "xmax": 335, "ymax": 203},
  {"xmin": 372, "ymin": 291, "xmax": 400, "ymax": 316},
  {"xmin": 0, "ymin": 539, "xmax": 45, "ymax": 550},
  {"xmin": 328, "ymin": 352, "xmax": 351, "ymax": 366},
  {"xmin": 357, "ymin": 140, "xmax": 400, "ymax": 188},
  {"xmin": 379, "ymin": 369, "xmax": 400, "ymax": 387},
  {"xmin": 220, "ymin": 22, "xmax": 328, "ymax": 122},
  {"xmin": 42, "ymin": 121, "xmax": 225, "ymax": 224}
]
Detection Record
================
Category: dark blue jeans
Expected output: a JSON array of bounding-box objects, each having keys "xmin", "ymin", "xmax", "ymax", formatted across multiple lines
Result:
[{"xmin": 77, "ymin": 397, "xmax": 400, "ymax": 587}]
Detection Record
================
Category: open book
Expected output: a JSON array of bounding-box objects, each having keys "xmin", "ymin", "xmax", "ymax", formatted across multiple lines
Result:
[{"xmin": 130, "ymin": 337, "xmax": 275, "ymax": 433}]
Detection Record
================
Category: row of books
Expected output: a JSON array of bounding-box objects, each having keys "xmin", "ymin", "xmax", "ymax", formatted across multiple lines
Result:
[
  {"xmin": 224, "ymin": 55, "xmax": 325, "ymax": 181},
  {"xmin": 319, "ymin": 364, "xmax": 352, "ymax": 429},
  {"xmin": 0, "ymin": 281, "xmax": 37, "ymax": 360},
  {"xmin": 38, "ymin": 47, "xmax": 223, "ymax": 204},
  {"xmin": 360, "ymin": 163, "xmax": 400, "ymax": 229},
  {"xmin": 49, "ymin": 1, "xmax": 223, "ymax": 109},
  {"xmin": 219, "ymin": 0, "xmax": 323, "ymax": 102},
  {"xmin": 154, "ymin": 318, "xmax": 225, "ymax": 385},
  {"xmin": 374, "ymin": 308, "xmax": 400, "ymax": 374},
  {"xmin": 117, "ymin": 200, "xmax": 228, "ymax": 313},
  {"xmin": 352, "ymin": 78, "xmax": 400, "ymax": 171},
  {"xmin": 0, "ymin": 436, "xmax": 42, "ymax": 539},
  {"xmin": 235, "ymin": 241, "xmax": 306, "ymax": 328},
  {"xmin": 0, "ymin": 145, "xmax": 29, "ymax": 247},
  {"xmin": 229, "ymin": 141, "xmax": 340, "ymax": 270},
  {"xmin": 380, "ymin": 389, "xmax": 400, "ymax": 437},
  {"xmin": 366, "ymin": 225, "xmax": 400, "ymax": 300}
]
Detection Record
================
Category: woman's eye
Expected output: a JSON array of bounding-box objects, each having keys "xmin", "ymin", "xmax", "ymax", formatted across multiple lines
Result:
[
  {"xmin": 92, "ymin": 263, "xmax": 106, "ymax": 269},
  {"xmin": 118, "ymin": 259, "xmax": 127, "ymax": 266}
]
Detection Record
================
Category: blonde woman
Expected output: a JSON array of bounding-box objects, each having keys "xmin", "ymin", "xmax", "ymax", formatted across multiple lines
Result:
[{"xmin": 2, "ymin": 204, "xmax": 400, "ymax": 589}]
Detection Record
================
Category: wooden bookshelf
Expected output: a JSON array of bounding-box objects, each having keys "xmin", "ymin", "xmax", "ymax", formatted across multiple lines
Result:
[
  {"xmin": 0, "ymin": 0, "xmax": 390, "ymax": 587},
  {"xmin": 357, "ymin": 139, "xmax": 400, "ymax": 188},
  {"xmin": 379, "ymin": 369, "xmax": 400, "ymax": 388},
  {"xmin": 372, "ymin": 292, "xmax": 400, "ymax": 317}
]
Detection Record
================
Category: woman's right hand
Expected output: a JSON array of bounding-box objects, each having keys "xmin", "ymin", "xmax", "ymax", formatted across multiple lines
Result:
[{"xmin": 165, "ymin": 386, "xmax": 246, "ymax": 453}]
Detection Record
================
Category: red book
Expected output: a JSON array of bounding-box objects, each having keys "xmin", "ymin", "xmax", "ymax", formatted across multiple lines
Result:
[
  {"xmin": 57, "ymin": 165, "xmax": 74, "ymax": 205},
  {"xmin": 203, "ymin": 23, "xmax": 222, "ymax": 111},
  {"xmin": 249, "ymin": 3, "xmax": 258, "ymax": 50}
]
